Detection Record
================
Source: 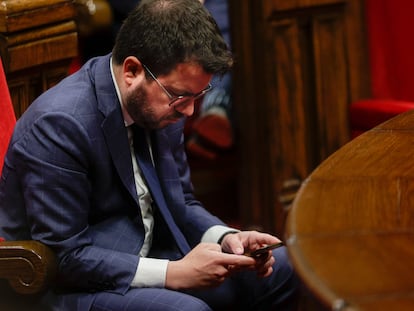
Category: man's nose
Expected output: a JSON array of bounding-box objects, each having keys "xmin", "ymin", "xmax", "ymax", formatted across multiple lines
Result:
[{"xmin": 174, "ymin": 99, "xmax": 196, "ymax": 117}]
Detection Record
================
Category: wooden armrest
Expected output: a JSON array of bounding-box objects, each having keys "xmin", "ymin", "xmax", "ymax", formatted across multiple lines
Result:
[{"xmin": 0, "ymin": 241, "xmax": 57, "ymax": 295}]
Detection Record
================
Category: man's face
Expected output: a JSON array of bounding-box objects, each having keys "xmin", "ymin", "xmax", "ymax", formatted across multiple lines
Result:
[{"xmin": 124, "ymin": 61, "xmax": 212, "ymax": 129}]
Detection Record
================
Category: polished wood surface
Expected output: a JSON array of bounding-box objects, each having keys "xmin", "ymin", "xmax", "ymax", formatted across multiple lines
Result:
[
  {"xmin": 286, "ymin": 109, "xmax": 414, "ymax": 311},
  {"xmin": 0, "ymin": 0, "xmax": 74, "ymax": 33},
  {"xmin": 0, "ymin": 241, "xmax": 57, "ymax": 295},
  {"xmin": 0, "ymin": 0, "xmax": 78, "ymax": 118}
]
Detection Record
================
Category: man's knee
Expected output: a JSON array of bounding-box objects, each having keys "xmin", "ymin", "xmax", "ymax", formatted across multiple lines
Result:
[
  {"xmin": 271, "ymin": 246, "xmax": 301, "ymax": 309},
  {"xmin": 92, "ymin": 288, "xmax": 213, "ymax": 311},
  {"xmin": 273, "ymin": 246, "xmax": 296, "ymax": 278}
]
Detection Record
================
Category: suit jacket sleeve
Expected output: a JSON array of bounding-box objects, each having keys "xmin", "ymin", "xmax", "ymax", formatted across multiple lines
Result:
[
  {"xmin": 154, "ymin": 120, "xmax": 227, "ymax": 248},
  {"xmin": 10, "ymin": 107, "xmax": 139, "ymax": 294}
]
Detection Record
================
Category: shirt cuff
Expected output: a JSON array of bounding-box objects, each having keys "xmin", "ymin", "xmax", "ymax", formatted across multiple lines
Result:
[
  {"xmin": 131, "ymin": 258, "xmax": 169, "ymax": 288},
  {"xmin": 201, "ymin": 225, "xmax": 240, "ymax": 243}
]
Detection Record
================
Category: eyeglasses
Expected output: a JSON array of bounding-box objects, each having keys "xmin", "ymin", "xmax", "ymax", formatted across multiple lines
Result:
[{"xmin": 142, "ymin": 63, "xmax": 213, "ymax": 110}]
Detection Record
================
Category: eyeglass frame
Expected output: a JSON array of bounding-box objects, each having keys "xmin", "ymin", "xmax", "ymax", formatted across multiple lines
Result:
[{"xmin": 141, "ymin": 63, "xmax": 213, "ymax": 109}]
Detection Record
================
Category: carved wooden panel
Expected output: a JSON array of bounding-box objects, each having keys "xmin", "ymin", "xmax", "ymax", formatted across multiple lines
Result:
[
  {"xmin": 0, "ymin": 0, "xmax": 78, "ymax": 118},
  {"xmin": 229, "ymin": 0, "xmax": 370, "ymax": 235}
]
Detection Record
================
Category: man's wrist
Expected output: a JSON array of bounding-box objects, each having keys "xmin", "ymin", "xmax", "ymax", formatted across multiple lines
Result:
[
  {"xmin": 131, "ymin": 258, "xmax": 169, "ymax": 288},
  {"xmin": 217, "ymin": 230, "xmax": 239, "ymax": 245},
  {"xmin": 201, "ymin": 225, "xmax": 239, "ymax": 243}
]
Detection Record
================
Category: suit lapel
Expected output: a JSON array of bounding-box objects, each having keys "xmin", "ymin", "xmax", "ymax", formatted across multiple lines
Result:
[
  {"xmin": 133, "ymin": 126, "xmax": 190, "ymax": 254},
  {"xmin": 94, "ymin": 55, "xmax": 190, "ymax": 254},
  {"xmin": 102, "ymin": 115, "xmax": 138, "ymax": 205},
  {"xmin": 95, "ymin": 55, "xmax": 139, "ymax": 205}
]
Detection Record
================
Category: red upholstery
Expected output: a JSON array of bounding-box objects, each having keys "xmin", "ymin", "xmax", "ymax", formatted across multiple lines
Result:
[
  {"xmin": 350, "ymin": 0, "xmax": 414, "ymax": 138},
  {"xmin": 0, "ymin": 58, "xmax": 16, "ymax": 172},
  {"xmin": 366, "ymin": 0, "xmax": 414, "ymax": 101},
  {"xmin": 0, "ymin": 58, "xmax": 14, "ymax": 242},
  {"xmin": 350, "ymin": 99, "xmax": 414, "ymax": 138}
]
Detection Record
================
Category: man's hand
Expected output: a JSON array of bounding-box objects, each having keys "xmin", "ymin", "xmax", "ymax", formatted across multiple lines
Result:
[
  {"xmin": 165, "ymin": 243, "xmax": 256, "ymax": 290},
  {"xmin": 220, "ymin": 231, "xmax": 282, "ymax": 277}
]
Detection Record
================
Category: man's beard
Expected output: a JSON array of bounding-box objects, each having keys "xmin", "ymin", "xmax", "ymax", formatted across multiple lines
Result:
[
  {"xmin": 124, "ymin": 85, "xmax": 158, "ymax": 129},
  {"xmin": 124, "ymin": 85, "xmax": 182, "ymax": 129}
]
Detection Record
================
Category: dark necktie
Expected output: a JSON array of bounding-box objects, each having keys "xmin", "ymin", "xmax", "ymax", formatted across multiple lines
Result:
[
  {"xmin": 131, "ymin": 125, "xmax": 191, "ymax": 254},
  {"xmin": 132, "ymin": 125, "xmax": 153, "ymax": 175}
]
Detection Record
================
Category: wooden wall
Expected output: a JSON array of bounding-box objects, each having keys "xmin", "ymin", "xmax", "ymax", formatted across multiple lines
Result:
[
  {"xmin": 0, "ymin": 0, "xmax": 78, "ymax": 118},
  {"xmin": 229, "ymin": 0, "xmax": 371, "ymax": 236}
]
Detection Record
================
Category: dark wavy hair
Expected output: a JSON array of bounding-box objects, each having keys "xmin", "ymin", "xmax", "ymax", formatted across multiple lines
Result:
[{"xmin": 112, "ymin": 0, "xmax": 233, "ymax": 77}]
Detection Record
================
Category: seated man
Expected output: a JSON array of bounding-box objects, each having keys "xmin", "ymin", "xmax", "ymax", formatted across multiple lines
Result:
[{"xmin": 0, "ymin": 0, "xmax": 299, "ymax": 310}]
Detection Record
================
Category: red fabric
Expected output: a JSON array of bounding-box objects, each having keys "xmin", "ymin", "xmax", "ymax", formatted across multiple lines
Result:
[
  {"xmin": 366, "ymin": 0, "xmax": 414, "ymax": 101},
  {"xmin": 0, "ymin": 58, "xmax": 16, "ymax": 171},
  {"xmin": 68, "ymin": 56, "xmax": 82, "ymax": 75},
  {"xmin": 350, "ymin": 1, "xmax": 414, "ymax": 137},
  {"xmin": 350, "ymin": 99, "xmax": 414, "ymax": 130}
]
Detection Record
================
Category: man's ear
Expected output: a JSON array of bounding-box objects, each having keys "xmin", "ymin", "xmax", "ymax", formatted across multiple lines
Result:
[{"xmin": 123, "ymin": 56, "xmax": 145, "ymax": 85}]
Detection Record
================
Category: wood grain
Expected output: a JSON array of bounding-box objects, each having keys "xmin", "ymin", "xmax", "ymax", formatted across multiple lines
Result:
[
  {"xmin": 287, "ymin": 110, "xmax": 414, "ymax": 310},
  {"xmin": 0, "ymin": 241, "xmax": 57, "ymax": 295}
]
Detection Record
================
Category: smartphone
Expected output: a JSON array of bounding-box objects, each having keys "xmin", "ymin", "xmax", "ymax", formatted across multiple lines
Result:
[{"xmin": 246, "ymin": 242, "xmax": 284, "ymax": 258}]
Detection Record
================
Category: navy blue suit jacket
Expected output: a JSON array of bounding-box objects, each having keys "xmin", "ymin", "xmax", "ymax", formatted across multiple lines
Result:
[{"xmin": 0, "ymin": 54, "xmax": 225, "ymax": 309}]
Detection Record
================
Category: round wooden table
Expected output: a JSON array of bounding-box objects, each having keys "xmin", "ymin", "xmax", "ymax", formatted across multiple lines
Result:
[{"xmin": 286, "ymin": 109, "xmax": 414, "ymax": 311}]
